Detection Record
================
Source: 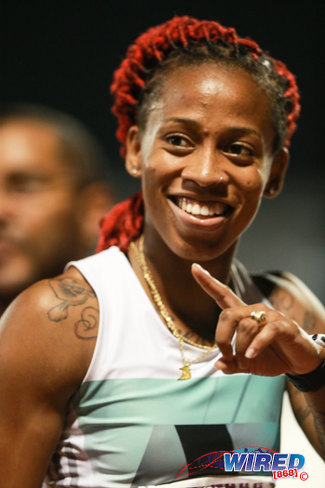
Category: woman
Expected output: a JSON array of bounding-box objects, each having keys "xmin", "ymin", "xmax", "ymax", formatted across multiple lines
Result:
[{"xmin": 0, "ymin": 16, "xmax": 324, "ymax": 488}]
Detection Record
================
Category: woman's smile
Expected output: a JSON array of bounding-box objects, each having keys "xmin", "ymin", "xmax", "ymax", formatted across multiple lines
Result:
[
  {"xmin": 166, "ymin": 194, "xmax": 234, "ymax": 233},
  {"xmin": 126, "ymin": 62, "xmax": 285, "ymax": 261},
  {"xmin": 170, "ymin": 196, "xmax": 231, "ymax": 218}
]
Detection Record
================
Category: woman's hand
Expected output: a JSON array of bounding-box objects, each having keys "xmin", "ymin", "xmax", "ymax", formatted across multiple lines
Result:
[{"xmin": 192, "ymin": 263, "xmax": 324, "ymax": 377}]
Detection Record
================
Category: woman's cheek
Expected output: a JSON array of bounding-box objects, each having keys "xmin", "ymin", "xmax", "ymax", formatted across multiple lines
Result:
[{"xmin": 237, "ymin": 167, "xmax": 266, "ymax": 194}]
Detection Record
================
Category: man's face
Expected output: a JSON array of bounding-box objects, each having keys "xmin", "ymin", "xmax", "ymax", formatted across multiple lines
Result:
[{"xmin": 0, "ymin": 119, "xmax": 85, "ymax": 299}]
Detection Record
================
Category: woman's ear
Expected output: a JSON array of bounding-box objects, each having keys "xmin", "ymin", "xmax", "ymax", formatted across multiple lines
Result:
[
  {"xmin": 125, "ymin": 125, "xmax": 142, "ymax": 178},
  {"xmin": 264, "ymin": 147, "xmax": 289, "ymax": 198}
]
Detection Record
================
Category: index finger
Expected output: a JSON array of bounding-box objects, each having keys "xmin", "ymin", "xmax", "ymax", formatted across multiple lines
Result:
[{"xmin": 191, "ymin": 263, "xmax": 245, "ymax": 309}]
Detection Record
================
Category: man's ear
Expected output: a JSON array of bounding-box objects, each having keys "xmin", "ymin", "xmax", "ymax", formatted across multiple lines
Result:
[
  {"xmin": 264, "ymin": 147, "xmax": 289, "ymax": 198},
  {"xmin": 125, "ymin": 125, "xmax": 142, "ymax": 178}
]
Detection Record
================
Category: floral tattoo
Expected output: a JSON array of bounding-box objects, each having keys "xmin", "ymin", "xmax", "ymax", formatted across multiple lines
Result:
[
  {"xmin": 74, "ymin": 306, "xmax": 98, "ymax": 340},
  {"xmin": 48, "ymin": 278, "xmax": 95, "ymax": 322},
  {"xmin": 47, "ymin": 278, "xmax": 98, "ymax": 340}
]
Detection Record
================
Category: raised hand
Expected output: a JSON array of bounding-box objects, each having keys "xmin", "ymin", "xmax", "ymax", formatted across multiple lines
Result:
[{"xmin": 191, "ymin": 263, "xmax": 323, "ymax": 377}]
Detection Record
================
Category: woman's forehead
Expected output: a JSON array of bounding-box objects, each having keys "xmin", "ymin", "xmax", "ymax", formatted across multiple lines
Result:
[
  {"xmin": 153, "ymin": 64, "xmax": 271, "ymax": 124},
  {"xmin": 160, "ymin": 63, "xmax": 260, "ymax": 96}
]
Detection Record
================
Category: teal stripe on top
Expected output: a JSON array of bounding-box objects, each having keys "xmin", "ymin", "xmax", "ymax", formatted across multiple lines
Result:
[
  {"xmin": 71, "ymin": 374, "xmax": 285, "ymax": 486},
  {"xmin": 75, "ymin": 375, "xmax": 284, "ymax": 425}
]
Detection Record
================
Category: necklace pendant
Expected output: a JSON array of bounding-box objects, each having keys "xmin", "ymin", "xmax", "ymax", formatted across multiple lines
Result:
[{"xmin": 178, "ymin": 365, "xmax": 191, "ymax": 380}]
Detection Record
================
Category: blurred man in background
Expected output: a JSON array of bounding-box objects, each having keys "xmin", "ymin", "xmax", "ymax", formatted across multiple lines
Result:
[{"xmin": 0, "ymin": 104, "xmax": 114, "ymax": 315}]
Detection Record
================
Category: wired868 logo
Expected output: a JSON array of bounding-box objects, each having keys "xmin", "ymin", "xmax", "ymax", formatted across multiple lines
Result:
[{"xmin": 177, "ymin": 447, "xmax": 309, "ymax": 481}]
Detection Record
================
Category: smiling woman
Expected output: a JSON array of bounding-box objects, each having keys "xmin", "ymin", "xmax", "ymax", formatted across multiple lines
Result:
[
  {"xmin": 125, "ymin": 64, "xmax": 286, "ymax": 265},
  {"xmin": 0, "ymin": 15, "xmax": 324, "ymax": 488}
]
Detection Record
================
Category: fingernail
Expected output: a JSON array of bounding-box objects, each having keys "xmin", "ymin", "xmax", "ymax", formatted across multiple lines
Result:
[
  {"xmin": 192, "ymin": 263, "xmax": 211, "ymax": 276},
  {"xmin": 245, "ymin": 347, "xmax": 256, "ymax": 359}
]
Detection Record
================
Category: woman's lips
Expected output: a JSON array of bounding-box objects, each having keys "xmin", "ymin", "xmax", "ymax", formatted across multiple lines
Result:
[
  {"xmin": 174, "ymin": 196, "xmax": 231, "ymax": 218},
  {"xmin": 167, "ymin": 196, "xmax": 233, "ymax": 230}
]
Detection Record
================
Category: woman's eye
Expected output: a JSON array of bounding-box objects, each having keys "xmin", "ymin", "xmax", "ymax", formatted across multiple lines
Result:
[
  {"xmin": 166, "ymin": 135, "xmax": 191, "ymax": 147},
  {"xmin": 227, "ymin": 143, "xmax": 254, "ymax": 157}
]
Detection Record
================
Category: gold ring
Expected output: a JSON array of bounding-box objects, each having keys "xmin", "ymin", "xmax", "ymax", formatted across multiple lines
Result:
[{"xmin": 250, "ymin": 310, "xmax": 266, "ymax": 325}]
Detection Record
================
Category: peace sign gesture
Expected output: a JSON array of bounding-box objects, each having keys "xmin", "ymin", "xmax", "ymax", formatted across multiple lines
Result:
[{"xmin": 191, "ymin": 263, "xmax": 323, "ymax": 378}]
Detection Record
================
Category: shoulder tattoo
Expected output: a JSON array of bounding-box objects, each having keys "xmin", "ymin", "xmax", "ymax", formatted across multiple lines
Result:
[
  {"xmin": 47, "ymin": 278, "xmax": 98, "ymax": 340},
  {"xmin": 302, "ymin": 310, "xmax": 317, "ymax": 333},
  {"xmin": 270, "ymin": 288, "xmax": 294, "ymax": 312},
  {"xmin": 270, "ymin": 287, "xmax": 317, "ymax": 333},
  {"xmin": 47, "ymin": 278, "xmax": 95, "ymax": 322},
  {"xmin": 74, "ymin": 306, "xmax": 99, "ymax": 340}
]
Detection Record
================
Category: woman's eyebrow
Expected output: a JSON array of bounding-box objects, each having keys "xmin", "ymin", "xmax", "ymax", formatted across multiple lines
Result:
[
  {"xmin": 163, "ymin": 117, "xmax": 202, "ymax": 129},
  {"xmin": 162, "ymin": 119, "xmax": 262, "ymax": 138},
  {"xmin": 227, "ymin": 127, "xmax": 262, "ymax": 139}
]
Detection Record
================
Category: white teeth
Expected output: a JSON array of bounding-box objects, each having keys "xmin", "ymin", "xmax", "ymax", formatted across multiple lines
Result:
[
  {"xmin": 192, "ymin": 204, "xmax": 201, "ymax": 215},
  {"xmin": 200, "ymin": 206, "xmax": 209, "ymax": 216},
  {"xmin": 176, "ymin": 197, "xmax": 227, "ymax": 218}
]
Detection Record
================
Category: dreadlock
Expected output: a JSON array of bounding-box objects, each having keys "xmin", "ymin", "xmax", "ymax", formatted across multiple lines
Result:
[
  {"xmin": 97, "ymin": 16, "xmax": 301, "ymax": 253},
  {"xmin": 111, "ymin": 16, "xmax": 300, "ymax": 157}
]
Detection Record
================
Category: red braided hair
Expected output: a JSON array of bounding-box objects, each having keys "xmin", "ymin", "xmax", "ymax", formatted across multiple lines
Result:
[
  {"xmin": 111, "ymin": 16, "xmax": 300, "ymax": 158},
  {"xmin": 96, "ymin": 191, "xmax": 144, "ymax": 253},
  {"xmin": 97, "ymin": 16, "xmax": 301, "ymax": 253}
]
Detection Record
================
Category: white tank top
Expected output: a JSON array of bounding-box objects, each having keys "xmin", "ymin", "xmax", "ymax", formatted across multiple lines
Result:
[{"xmin": 45, "ymin": 247, "xmax": 284, "ymax": 488}]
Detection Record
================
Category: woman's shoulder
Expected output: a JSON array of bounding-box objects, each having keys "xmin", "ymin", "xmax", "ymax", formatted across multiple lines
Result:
[
  {"xmin": 0, "ymin": 267, "xmax": 99, "ymax": 397},
  {"xmin": 252, "ymin": 270, "xmax": 325, "ymax": 334}
]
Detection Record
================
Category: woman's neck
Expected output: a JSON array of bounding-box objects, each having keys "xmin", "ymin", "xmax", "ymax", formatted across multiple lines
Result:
[{"xmin": 129, "ymin": 231, "xmax": 238, "ymax": 346}]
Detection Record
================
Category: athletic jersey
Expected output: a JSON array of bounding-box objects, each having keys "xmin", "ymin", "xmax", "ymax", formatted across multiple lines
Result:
[{"xmin": 45, "ymin": 247, "xmax": 285, "ymax": 488}]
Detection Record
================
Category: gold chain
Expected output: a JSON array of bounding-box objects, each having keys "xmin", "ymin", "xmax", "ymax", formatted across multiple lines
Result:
[{"xmin": 130, "ymin": 235, "xmax": 217, "ymax": 380}]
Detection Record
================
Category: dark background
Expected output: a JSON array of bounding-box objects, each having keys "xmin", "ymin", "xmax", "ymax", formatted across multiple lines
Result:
[{"xmin": 2, "ymin": 0, "xmax": 324, "ymax": 298}]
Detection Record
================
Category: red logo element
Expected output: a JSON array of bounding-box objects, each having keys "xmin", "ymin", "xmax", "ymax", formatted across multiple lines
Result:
[
  {"xmin": 272, "ymin": 468, "xmax": 298, "ymax": 480},
  {"xmin": 300, "ymin": 471, "xmax": 309, "ymax": 481},
  {"xmin": 177, "ymin": 446, "xmax": 277, "ymax": 478},
  {"xmin": 177, "ymin": 450, "xmax": 228, "ymax": 478}
]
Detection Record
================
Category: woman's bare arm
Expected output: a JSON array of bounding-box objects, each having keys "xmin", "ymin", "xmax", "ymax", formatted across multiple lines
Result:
[
  {"xmin": 265, "ymin": 271, "xmax": 325, "ymax": 459},
  {"xmin": 0, "ymin": 267, "xmax": 98, "ymax": 487}
]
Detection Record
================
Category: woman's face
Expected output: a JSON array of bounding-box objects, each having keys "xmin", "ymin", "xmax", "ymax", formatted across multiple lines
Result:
[{"xmin": 126, "ymin": 63, "xmax": 288, "ymax": 262}]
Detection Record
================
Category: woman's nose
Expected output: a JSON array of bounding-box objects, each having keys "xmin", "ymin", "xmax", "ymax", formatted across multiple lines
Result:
[{"xmin": 181, "ymin": 147, "xmax": 229, "ymax": 188}]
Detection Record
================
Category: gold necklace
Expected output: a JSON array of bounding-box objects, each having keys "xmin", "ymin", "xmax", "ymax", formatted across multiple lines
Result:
[{"xmin": 130, "ymin": 235, "xmax": 217, "ymax": 380}]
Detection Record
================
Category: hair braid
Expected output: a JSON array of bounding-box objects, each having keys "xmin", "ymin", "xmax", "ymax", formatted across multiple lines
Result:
[{"xmin": 111, "ymin": 16, "xmax": 300, "ymax": 158}]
